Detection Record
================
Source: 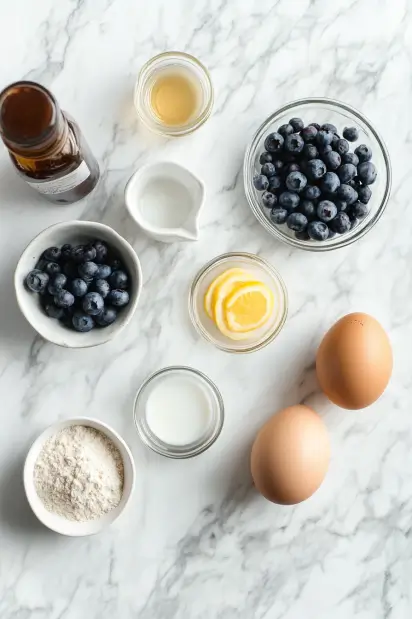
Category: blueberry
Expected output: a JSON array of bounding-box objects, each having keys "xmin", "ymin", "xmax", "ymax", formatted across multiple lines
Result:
[
  {"xmin": 25, "ymin": 269, "xmax": 49, "ymax": 293},
  {"xmin": 82, "ymin": 244, "xmax": 97, "ymax": 262},
  {"xmin": 306, "ymin": 159, "xmax": 326, "ymax": 180},
  {"xmin": 82, "ymin": 292, "xmax": 105, "ymax": 315},
  {"xmin": 278, "ymin": 124, "xmax": 293, "ymax": 138},
  {"xmin": 110, "ymin": 259, "xmax": 122, "ymax": 271},
  {"xmin": 108, "ymin": 289, "xmax": 129, "ymax": 308},
  {"xmin": 323, "ymin": 150, "xmax": 341, "ymax": 171},
  {"xmin": 317, "ymin": 200, "xmax": 338, "ymax": 222},
  {"xmin": 268, "ymin": 176, "xmax": 282, "ymax": 192},
  {"xmin": 109, "ymin": 270, "xmax": 129, "ymax": 290},
  {"xmin": 71, "ymin": 245, "xmax": 85, "ymax": 263},
  {"xmin": 316, "ymin": 130, "xmax": 334, "ymax": 147},
  {"xmin": 346, "ymin": 205, "xmax": 358, "ymax": 222},
  {"xmin": 54, "ymin": 289, "xmax": 75, "ymax": 308},
  {"xmin": 44, "ymin": 261, "xmax": 61, "ymax": 276},
  {"xmin": 261, "ymin": 191, "xmax": 277, "ymax": 208},
  {"xmin": 259, "ymin": 152, "xmax": 273, "ymax": 165},
  {"xmin": 272, "ymin": 159, "xmax": 284, "ymax": 173},
  {"xmin": 301, "ymin": 125, "xmax": 318, "ymax": 142},
  {"xmin": 289, "ymin": 117, "xmax": 304, "ymax": 132},
  {"xmin": 331, "ymin": 211, "xmax": 351, "ymax": 234},
  {"xmin": 337, "ymin": 184, "xmax": 358, "ymax": 205},
  {"xmin": 72, "ymin": 312, "xmax": 95, "ymax": 332},
  {"xmin": 331, "ymin": 134, "xmax": 340, "ymax": 150},
  {"xmin": 354, "ymin": 144, "xmax": 372, "ymax": 162},
  {"xmin": 44, "ymin": 303, "xmax": 64, "ymax": 320},
  {"xmin": 78, "ymin": 261, "xmax": 99, "ymax": 281},
  {"xmin": 63, "ymin": 261, "xmax": 78, "ymax": 279},
  {"xmin": 295, "ymin": 230, "xmax": 310, "ymax": 241},
  {"xmin": 264, "ymin": 132, "xmax": 284, "ymax": 153},
  {"xmin": 299, "ymin": 200, "xmax": 316, "ymax": 221},
  {"xmin": 357, "ymin": 161, "xmax": 377, "ymax": 185},
  {"xmin": 349, "ymin": 178, "xmax": 362, "ymax": 190},
  {"xmin": 336, "ymin": 139, "xmax": 349, "ymax": 156},
  {"xmin": 95, "ymin": 307, "xmax": 118, "ymax": 327},
  {"xmin": 279, "ymin": 191, "xmax": 300, "ymax": 209},
  {"xmin": 284, "ymin": 133, "xmax": 304, "ymax": 154},
  {"xmin": 93, "ymin": 241, "xmax": 108, "ymax": 264},
  {"xmin": 353, "ymin": 201, "xmax": 370, "ymax": 219},
  {"xmin": 320, "ymin": 172, "xmax": 340, "ymax": 193},
  {"xmin": 285, "ymin": 171, "xmax": 307, "ymax": 193},
  {"xmin": 270, "ymin": 208, "xmax": 288, "ymax": 225},
  {"xmin": 334, "ymin": 199, "xmax": 347, "ymax": 212},
  {"xmin": 343, "ymin": 127, "xmax": 359, "ymax": 142},
  {"xmin": 261, "ymin": 162, "xmax": 276, "ymax": 177},
  {"xmin": 287, "ymin": 212, "xmax": 308, "ymax": 232},
  {"xmin": 43, "ymin": 247, "xmax": 61, "ymax": 262},
  {"xmin": 307, "ymin": 220, "xmax": 329, "ymax": 241},
  {"xmin": 35, "ymin": 259, "xmax": 48, "ymax": 271},
  {"xmin": 285, "ymin": 163, "xmax": 300, "ymax": 174},
  {"xmin": 302, "ymin": 144, "xmax": 318, "ymax": 160},
  {"xmin": 318, "ymin": 144, "xmax": 332, "ymax": 155},
  {"xmin": 342, "ymin": 152, "xmax": 359, "ymax": 166},
  {"xmin": 61, "ymin": 244, "xmax": 72, "ymax": 260},
  {"xmin": 70, "ymin": 278, "xmax": 88, "ymax": 297},
  {"xmin": 91, "ymin": 278, "xmax": 110, "ymax": 299},
  {"xmin": 328, "ymin": 228, "xmax": 337, "ymax": 239},
  {"xmin": 321, "ymin": 123, "xmax": 337, "ymax": 133},
  {"xmin": 337, "ymin": 163, "xmax": 357, "ymax": 184},
  {"xmin": 47, "ymin": 273, "xmax": 67, "ymax": 296},
  {"xmin": 304, "ymin": 185, "xmax": 321, "ymax": 201},
  {"xmin": 253, "ymin": 174, "xmax": 269, "ymax": 191},
  {"xmin": 357, "ymin": 185, "xmax": 372, "ymax": 204},
  {"xmin": 310, "ymin": 123, "xmax": 321, "ymax": 131},
  {"xmin": 96, "ymin": 264, "xmax": 112, "ymax": 279}
]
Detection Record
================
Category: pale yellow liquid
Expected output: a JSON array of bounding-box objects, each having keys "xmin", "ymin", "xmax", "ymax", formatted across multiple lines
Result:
[{"xmin": 150, "ymin": 71, "xmax": 200, "ymax": 126}]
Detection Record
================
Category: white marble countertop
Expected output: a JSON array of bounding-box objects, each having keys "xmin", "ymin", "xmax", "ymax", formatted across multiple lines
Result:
[{"xmin": 0, "ymin": 0, "xmax": 411, "ymax": 617}]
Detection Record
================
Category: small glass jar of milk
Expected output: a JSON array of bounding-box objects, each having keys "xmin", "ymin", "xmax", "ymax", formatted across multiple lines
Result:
[{"xmin": 133, "ymin": 366, "xmax": 224, "ymax": 458}]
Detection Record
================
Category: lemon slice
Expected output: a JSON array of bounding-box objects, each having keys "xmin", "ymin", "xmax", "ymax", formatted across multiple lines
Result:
[
  {"xmin": 204, "ymin": 268, "xmax": 254, "ymax": 319},
  {"xmin": 213, "ymin": 275, "xmax": 260, "ymax": 340},
  {"xmin": 224, "ymin": 282, "xmax": 274, "ymax": 333}
]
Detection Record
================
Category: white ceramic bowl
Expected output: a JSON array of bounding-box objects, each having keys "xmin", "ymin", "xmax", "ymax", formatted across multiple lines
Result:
[
  {"xmin": 125, "ymin": 161, "xmax": 205, "ymax": 242},
  {"xmin": 24, "ymin": 417, "xmax": 135, "ymax": 536},
  {"xmin": 15, "ymin": 221, "xmax": 142, "ymax": 348}
]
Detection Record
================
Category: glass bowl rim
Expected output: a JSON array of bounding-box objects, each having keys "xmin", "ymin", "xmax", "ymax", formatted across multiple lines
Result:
[
  {"xmin": 133, "ymin": 365, "xmax": 225, "ymax": 459},
  {"xmin": 134, "ymin": 51, "xmax": 214, "ymax": 137},
  {"xmin": 243, "ymin": 96, "xmax": 392, "ymax": 252},
  {"xmin": 188, "ymin": 251, "xmax": 289, "ymax": 354}
]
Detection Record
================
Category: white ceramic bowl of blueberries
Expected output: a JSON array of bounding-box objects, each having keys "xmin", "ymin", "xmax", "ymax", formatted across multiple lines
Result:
[
  {"xmin": 244, "ymin": 97, "xmax": 392, "ymax": 251},
  {"xmin": 15, "ymin": 220, "xmax": 142, "ymax": 348}
]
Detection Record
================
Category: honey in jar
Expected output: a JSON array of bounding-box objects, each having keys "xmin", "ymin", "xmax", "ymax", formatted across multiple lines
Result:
[
  {"xmin": 150, "ymin": 70, "xmax": 201, "ymax": 126},
  {"xmin": 0, "ymin": 81, "xmax": 99, "ymax": 204}
]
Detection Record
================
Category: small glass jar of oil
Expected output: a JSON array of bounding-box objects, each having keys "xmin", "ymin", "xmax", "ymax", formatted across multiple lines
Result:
[{"xmin": 134, "ymin": 52, "xmax": 214, "ymax": 137}]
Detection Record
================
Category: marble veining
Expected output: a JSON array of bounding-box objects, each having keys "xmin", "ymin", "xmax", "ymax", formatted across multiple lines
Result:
[{"xmin": 1, "ymin": 0, "xmax": 412, "ymax": 617}]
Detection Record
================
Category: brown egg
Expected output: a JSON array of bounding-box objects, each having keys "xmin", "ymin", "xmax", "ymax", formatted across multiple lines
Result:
[
  {"xmin": 250, "ymin": 405, "xmax": 330, "ymax": 505},
  {"xmin": 316, "ymin": 312, "xmax": 392, "ymax": 410}
]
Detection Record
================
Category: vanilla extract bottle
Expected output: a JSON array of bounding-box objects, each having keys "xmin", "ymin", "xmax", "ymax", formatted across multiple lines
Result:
[{"xmin": 0, "ymin": 81, "xmax": 99, "ymax": 204}]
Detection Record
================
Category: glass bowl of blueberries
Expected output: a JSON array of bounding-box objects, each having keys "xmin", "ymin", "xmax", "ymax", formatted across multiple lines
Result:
[{"xmin": 244, "ymin": 97, "xmax": 391, "ymax": 251}]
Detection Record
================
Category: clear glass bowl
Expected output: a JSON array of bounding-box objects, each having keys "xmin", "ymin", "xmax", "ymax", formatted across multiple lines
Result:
[
  {"xmin": 244, "ymin": 97, "xmax": 392, "ymax": 252},
  {"xmin": 189, "ymin": 252, "xmax": 288, "ymax": 354},
  {"xmin": 133, "ymin": 366, "xmax": 224, "ymax": 459},
  {"xmin": 134, "ymin": 51, "xmax": 214, "ymax": 137}
]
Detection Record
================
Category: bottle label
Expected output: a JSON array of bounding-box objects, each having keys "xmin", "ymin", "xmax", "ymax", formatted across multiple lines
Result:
[{"xmin": 26, "ymin": 160, "xmax": 90, "ymax": 195}]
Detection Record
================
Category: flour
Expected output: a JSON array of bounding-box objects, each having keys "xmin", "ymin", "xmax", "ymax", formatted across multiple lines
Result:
[{"xmin": 34, "ymin": 425, "xmax": 124, "ymax": 522}]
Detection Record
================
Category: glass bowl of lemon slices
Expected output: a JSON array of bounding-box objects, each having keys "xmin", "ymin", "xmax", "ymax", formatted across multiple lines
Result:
[{"xmin": 188, "ymin": 252, "xmax": 288, "ymax": 353}]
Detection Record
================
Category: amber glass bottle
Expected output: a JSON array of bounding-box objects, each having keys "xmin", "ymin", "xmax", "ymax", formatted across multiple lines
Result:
[{"xmin": 0, "ymin": 81, "xmax": 99, "ymax": 204}]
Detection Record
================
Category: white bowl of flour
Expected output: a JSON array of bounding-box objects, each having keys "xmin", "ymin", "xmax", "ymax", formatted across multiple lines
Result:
[{"xmin": 24, "ymin": 418, "xmax": 135, "ymax": 536}]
